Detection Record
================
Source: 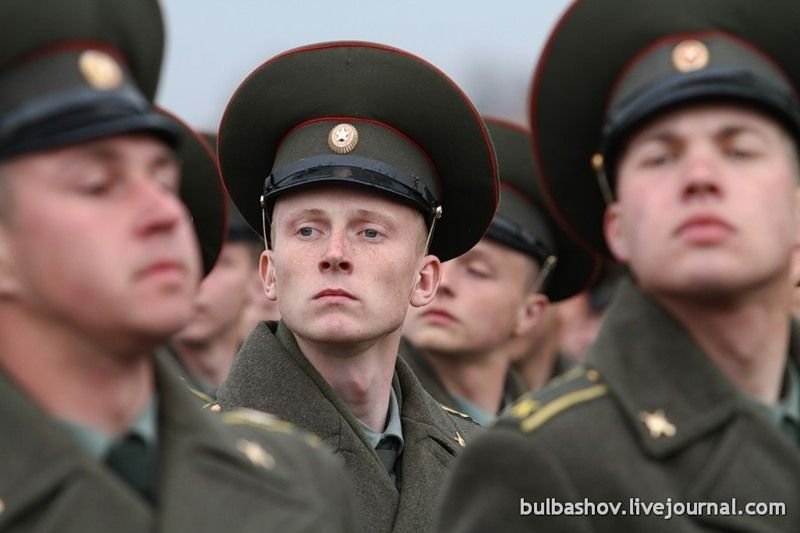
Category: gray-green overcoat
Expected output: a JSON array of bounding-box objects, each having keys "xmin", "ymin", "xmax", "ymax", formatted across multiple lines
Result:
[
  {"xmin": 0, "ymin": 352, "xmax": 355, "ymax": 532},
  {"xmin": 437, "ymin": 279, "xmax": 800, "ymax": 532},
  {"xmin": 218, "ymin": 321, "xmax": 480, "ymax": 533}
]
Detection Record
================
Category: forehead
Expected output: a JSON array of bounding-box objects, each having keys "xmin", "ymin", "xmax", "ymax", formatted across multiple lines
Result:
[
  {"xmin": 460, "ymin": 237, "xmax": 537, "ymax": 270},
  {"xmin": 271, "ymin": 183, "xmax": 425, "ymax": 224}
]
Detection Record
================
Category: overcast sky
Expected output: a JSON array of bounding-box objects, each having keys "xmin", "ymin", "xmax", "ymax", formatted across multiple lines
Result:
[{"xmin": 157, "ymin": 0, "xmax": 572, "ymax": 133}]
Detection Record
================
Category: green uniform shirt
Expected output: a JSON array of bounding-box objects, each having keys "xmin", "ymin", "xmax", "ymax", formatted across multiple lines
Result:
[
  {"xmin": 357, "ymin": 388, "xmax": 404, "ymax": 483},
  {"xmin": 749, "ymin": 358, "xmax": 800, "ymax": 444},
  {"xmin": 56, "ymin": 399, "xmax": 158, "ymax": 460}
]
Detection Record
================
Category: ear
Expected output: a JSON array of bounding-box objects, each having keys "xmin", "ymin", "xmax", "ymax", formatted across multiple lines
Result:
[
  {"xmin": 259, "ymin": 249, "xmax": 278, "ymax": 301},
  {"xmin": 603, "ymin": 202, "xmax": 630, "ymax": 263},
  {"xmin": 513, "ymin": 292, "xmax": 549, "ymax": 337},
  {"xmin": 410, "ymin": 254, "xmax": 441, "ymax": 307}
]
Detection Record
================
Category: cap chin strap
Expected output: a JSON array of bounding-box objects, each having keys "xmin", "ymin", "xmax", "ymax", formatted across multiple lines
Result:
[
  {"xmin": 591, "ymin": 153, "xmax": 615, "ymax": 205},
  {"xmin": 423, "ymin": 205, "xmax": 443, "ymax": 255},
  {"xmin": 260, "ymin": 194, "xmax": 271, "ymax": 250},
  {"xmin": 532, "ymin": 255, "xmax": 558, "ymax": 294}
]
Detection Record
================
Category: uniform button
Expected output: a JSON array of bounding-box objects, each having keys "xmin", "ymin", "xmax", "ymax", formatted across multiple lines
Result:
[{"xmin": 0, "ymin": 497, "xmax": 5, "ymax": 515}]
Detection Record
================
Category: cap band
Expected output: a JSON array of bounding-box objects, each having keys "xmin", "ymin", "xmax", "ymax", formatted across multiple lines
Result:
[
  {"xmin": 0, "ymin": 48, "xmax": 177, "ymax": 159},
  {"xmin": 484, "ymin": 212, "xmax": 554, "ymax": 267},
  {"xmin": 598, "ymin": 34, "xmax": 800, "ymax": 184},
  {"xmin": 264, "ymin": 154, "xmax": 440, "ymax": 221}
]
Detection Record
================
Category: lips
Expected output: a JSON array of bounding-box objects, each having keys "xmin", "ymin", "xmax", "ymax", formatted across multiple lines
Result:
[
  {"xmin": 421, "ymin": 308, "xmax": 457, "ymax": 323},
  {"xmin": 675, "ymin": 214, "xmax": 734, "ymax": 243},
  {"xmin": 136, "ymin": 259, "xmax": 186, "ymax": 280},
  {"xmin": 314, "ymin": 288, "xmax": 356, "ymax": 300}
]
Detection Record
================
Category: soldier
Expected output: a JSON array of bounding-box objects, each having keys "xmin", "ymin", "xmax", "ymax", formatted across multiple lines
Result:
[
  {"xmin": 0, "ymin": 1, "xmax": 354, "ymax": 531},
  {"xmin": 437, "ymin": 0, "xmax": 800, "ymax": 531},
  {"xmin": 401, "ymin": 119, "xmax": 598, "ymax": 424},
  {"xmin": 172, "ymin": 195, "xmax": 264, "ymax": 397},
  {"xmin": 215, "ymin": 41, "xmax": 498, "ymax": 533}
]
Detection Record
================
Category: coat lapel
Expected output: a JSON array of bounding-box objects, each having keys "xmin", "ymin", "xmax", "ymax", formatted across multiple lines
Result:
[
  {"xmin": 392, "ymin": 358, "xmax": 474, "ymax": 533},
  {"xmin": 155, "ymin": 351, "xmax": 324, "ymax": 532},
  {"xmin": 218, "ymin": 322, "xmax": 399, "ymax": 532}
]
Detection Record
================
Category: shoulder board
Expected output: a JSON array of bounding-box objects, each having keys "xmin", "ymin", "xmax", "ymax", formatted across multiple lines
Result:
[
  {"xmin": 506, "ymin": 366, "xmax": 608, "ymax": 434},
  {"xmin": 221, "ymin": 408, "xmax": 323, "ymax": 448},
  {"xmin": 181, "ymin": 378, "xmax": 216, "ymax": 405},
  {"xmin": 440, "ymin": 404, "xmax": 476, "ymax": 423}
]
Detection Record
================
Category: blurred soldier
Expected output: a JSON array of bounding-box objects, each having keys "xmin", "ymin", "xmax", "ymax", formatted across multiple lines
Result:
[
  {"xmin": 172, "ymin": 198, "xmax": 263, "ymax": 396},
  {"xmin": 0, "ymin": 2, "xmax": 354, "ymax": 531},
  {"xmin": 554, "ymin": 262, "xmax": 622, "ymax": 362},
  {"xmin": 402, "ymin": 119, "xmax": 598, "ymax": 423},
  {"xmin": 508, "ymin": 303, "xmax": 571, "ymax": 393},
  {"xmin": 216, "ymin": 41, "xmax": 498, "ymax": 533},
  {"xmin": 438, "ymin": 0, "xmax": 800, "ymax": 531}
]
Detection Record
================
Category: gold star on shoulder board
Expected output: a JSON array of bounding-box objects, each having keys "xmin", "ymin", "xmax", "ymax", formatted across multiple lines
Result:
[
  {"xmin": 454, "ymin": 431, "xmax": 465, "ymax": 447},
  {"xmin": 639, "ymin": 409, "xmax": 676, "ymax": 439},
  {"xmin": 237, "ymin": 439, "xmax": 275, "ymax": 470}
]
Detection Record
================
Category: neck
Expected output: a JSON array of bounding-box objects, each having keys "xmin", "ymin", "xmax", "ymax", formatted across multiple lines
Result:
[
  {"xmin": 425, "ymin": 348, "xmax": 509, "ymax": 415},
  {"xmin": 0, "ymin": 309, "xmax": 155, "ymax": 434},
  {"xmin": 172, "ymin": 328, "xmax": 240, "ymax": 387},
  {"xmin": 295, "ymin": 329, "xmax": 400, "ymax": 432},
  {"xmin": 509, "ymin": 319, "xmax": 563, "ymax": 392},
  {"xmin": 656, "ymin": 283, "xmax": 792, "ymax": 404}
]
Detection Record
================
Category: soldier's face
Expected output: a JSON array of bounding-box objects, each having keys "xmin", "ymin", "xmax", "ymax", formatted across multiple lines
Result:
[
  {"xmin": 403, "ymin": 237, "xmax": 541, "ymax": 358},
  {"xmin": 263, "ymin": 184, "xmax": 440, "ymax": 349},
  {"xmin": 0, "ymin": 134, "xmax": 202, "ymax": 350},
  {"xmin": 605, "ymin": 104, "xmax": 800, "ymax": 299},
  {"xmin": 174, "ymin": 241, "xmax": 254, "ymax": 345}
]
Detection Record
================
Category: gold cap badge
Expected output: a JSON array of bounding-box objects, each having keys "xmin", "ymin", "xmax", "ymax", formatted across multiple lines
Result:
[
  {"xmin": 79, "ymin": 50, "xmax": 123, "ymax": 90},
  {"xmin": 671, "ymin": 40, "xmax": 710, "ymax": 73},
  {"xmin": 328, "ymin": 123, "xmax": 359, "ymax": 154}
]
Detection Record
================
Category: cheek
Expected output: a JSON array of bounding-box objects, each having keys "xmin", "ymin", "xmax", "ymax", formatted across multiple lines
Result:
[{"xmin": 463, "ymin": 283, "xmax": 518, "ymax": 329}]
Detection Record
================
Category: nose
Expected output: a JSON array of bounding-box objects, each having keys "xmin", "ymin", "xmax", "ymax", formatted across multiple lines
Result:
[
  {"xmin": 319, "ymin": 230, "xmax": 352, "ymax": 273},
  {"xmin": 681, "ymin": 144, "xmax": 722, "ymax": 201},
  {"xmin": 435, "ymin": 261, "xmax": 457, "ymax": 298},
  {"xmin": 134, "ymin": 178, "xmax": 187, "ymax": 238}
]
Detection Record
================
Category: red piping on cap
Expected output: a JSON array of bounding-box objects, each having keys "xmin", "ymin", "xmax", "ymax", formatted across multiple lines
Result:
[
  {"xmin": 218, "ymin": 40, "xmax": 498, "ymax": 212},
  {"xmin": 5, "ymin": 40, "xmax": 130, "ymax": 75},
  {"xmin": 529, "ymin": 0, "xmax": 593, "ymax": 254}
]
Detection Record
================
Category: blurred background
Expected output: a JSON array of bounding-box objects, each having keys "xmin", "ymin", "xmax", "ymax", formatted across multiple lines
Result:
[{"xmin": 158, "ymin": 0, "xmax": 572, "ymax": 131}]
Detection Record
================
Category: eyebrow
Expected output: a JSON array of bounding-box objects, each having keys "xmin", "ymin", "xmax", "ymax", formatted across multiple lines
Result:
[
  {"xmin": 79, "ymin": 142, "xmax": 179, "ymax": 169},
  {"xmin": 637, "ymin": 122, "xmax": 769, "ymax": 146},
  {"xmin": 351, "ymin": 208, "xmax": 397, "ymax": 226}
]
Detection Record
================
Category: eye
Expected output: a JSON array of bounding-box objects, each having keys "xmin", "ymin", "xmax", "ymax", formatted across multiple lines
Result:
[
  {"xmin": 724, "ymin": 142, "xmax": 759, "ymax": 160},
  {"xmin": 153, "ymin": 165, "xmax": 181, "ymax": 193},
  {"xmin": 466, "ymin": 265, "xmax": 491, "ymax": 279},
  {"xmin": 298, "ymin": 226, "xmax": 316, "ymax": 237},
  {"xmin": 641, "ymin": 151, "xmax": 675, "ymax": 168},
  {"xmin": 79, "ymin": 171, "xmax": 117, "ymax": 196},
  {"xmin": 362, "ymin": 228, "xmax": 382, "ymax": 239}
]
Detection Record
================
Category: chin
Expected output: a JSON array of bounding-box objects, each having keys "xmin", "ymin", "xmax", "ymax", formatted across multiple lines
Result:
[{"xmin": 136, "ymin": 306, "xmax": 194, "ymax": 337}]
